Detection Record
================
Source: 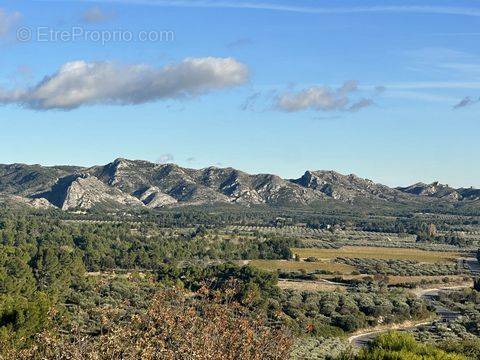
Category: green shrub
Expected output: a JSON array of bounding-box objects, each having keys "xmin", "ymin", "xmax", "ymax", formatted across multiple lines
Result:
[{"xmin": 356, "ymin": 332, "xmax": 467, "ymax": 360}]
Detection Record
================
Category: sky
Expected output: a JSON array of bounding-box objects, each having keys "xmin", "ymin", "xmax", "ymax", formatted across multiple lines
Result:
[{"xmin": 0, "ymin": 0, "xmax": 479, "ymax": 188}]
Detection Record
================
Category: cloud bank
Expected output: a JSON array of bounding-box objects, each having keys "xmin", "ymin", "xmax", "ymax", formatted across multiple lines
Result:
[
  {"xmin": 0, "ymin": 57, "xmax": 249, "ymax": 110},
  {"xmin": 274, "ymin": 81, "xmax": 375, "ymax": 113}
]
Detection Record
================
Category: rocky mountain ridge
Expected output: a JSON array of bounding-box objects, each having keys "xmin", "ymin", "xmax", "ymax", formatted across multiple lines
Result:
[
  {"xmin": 397, "ymin": 182, "xmax": 480, "ymax": 201},
  {"xmin": 0, "ymin": 159, "xmax": 477, "ymax": 211}
]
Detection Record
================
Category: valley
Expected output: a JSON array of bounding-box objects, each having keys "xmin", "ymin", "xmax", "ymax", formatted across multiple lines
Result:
[{"xmin": 1, "ymin": 194, "xmax": 479, "ymax": 358}]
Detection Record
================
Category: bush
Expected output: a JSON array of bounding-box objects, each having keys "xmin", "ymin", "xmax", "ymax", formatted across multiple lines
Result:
[
  {"xmin": 356, "ymin": 332, "xmax": 467, "ymax": 360},
  {"xmin": 440, "ymin": 338, "xmax": 480, "ymax": 359},
  {"xmin": 1, "ymin": 288, "xmax": 293, "ymax": 360}
]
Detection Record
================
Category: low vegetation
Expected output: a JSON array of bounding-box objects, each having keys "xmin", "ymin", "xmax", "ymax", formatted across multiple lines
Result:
[
  {"xmin": 336, "ymin": 257, "xmax": 464, "ymax": 276},
  {"xmin": 353, "ymin": 332, "xmax": 467, "ymax": 360}
]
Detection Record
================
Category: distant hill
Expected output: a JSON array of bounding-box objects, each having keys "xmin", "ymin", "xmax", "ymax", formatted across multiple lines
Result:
[
  {"xmin": 397, "ymin": 182, "xmax": 480, "ymax": 201},
  {"xmin": 0, "ymin": 159, "xmax": 478, "ymax": 211}
]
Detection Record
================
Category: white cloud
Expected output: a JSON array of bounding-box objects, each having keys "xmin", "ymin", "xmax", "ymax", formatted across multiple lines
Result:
[
  {"xmin": 0, "ymin": 8, "xmax": 21, "ymax": 37},
  {"xmin": 404, "ymin": 47, "xmax": 473, "ymax": 63},
  {"xmin": 403, "ymin": 47, "xmax": 480, "ymax": 79},
  {"xmin": 81, "ymin": 6, "xmax": 114, "ymax": 23},
  {"xmin": 274, "ymin": 81, "xmax": 374, "ymax": 112},
  {"xmin": 439, "ymin": 63, "xmax": 480, "ymax": 75},
  {"xmin": 385, "ymin": 82, "xmax": 480, "ymax": 90},
  {"xmin": 0, "ymin": 57, "xmax": 249, "ymax": 110},
  {"xmin": 62, "ymin": 1, "xmax": 480, "ymax": 18},
  {"xmin": 382, "ymin": 90, "xmax": 459, "ymax": 103}
]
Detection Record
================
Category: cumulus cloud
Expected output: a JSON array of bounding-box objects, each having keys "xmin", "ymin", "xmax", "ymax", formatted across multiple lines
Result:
[
  {"xmin": 0, "ymin": 8, "xmax": 21, "ymax": 37},
  {"xmin": 0, "ymin": 57, "xmax": 249, "ymax": 110},
  {"xmin": 156, "ymin": 154, "xmax": 174, "ymax": 164},
  {"xmin": 81, "ymin": 6, "xmax": 114, "ymax": 23},
  {"xmin": 274, "ymin": 80, "xmax": 374, "ymax": 113},
  {"xmin": 453, "ymin": 96, "xmax": 480, "ymax": 109}
]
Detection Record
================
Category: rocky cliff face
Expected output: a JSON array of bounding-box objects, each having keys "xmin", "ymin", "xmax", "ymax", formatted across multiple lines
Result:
[
  {"xmin": 136, "ymin": 186, "xmax": 178, "ymax": 208},
  {"xmin": 0, "ymin": 159, "xmax": 478, "ymax": 211},
  {"xmin": 293, "ymin": 170, "xmax": 404, "ymax": 202},
  {"xmin": 59, "ymin": 175, "xmax": 142, "ymax": 210}
]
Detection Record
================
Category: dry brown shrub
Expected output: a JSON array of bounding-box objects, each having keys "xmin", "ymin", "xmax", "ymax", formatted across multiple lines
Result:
[{"xmin": 2, "ymin": 288, "xmax": 292, "ymax": 360}]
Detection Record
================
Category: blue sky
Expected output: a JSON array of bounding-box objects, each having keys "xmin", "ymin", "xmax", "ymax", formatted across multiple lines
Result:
[{"xmin": 0, "ymin": 0, "xmax": 479, "ymax": 187}]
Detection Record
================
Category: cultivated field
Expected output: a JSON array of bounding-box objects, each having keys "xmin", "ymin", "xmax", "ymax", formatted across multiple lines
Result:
[
  {"xmin": 249, "ymin": 260, "xmax": 356, "ymax": 274},
  {"xmin": 292, "ymin": 246, "xmax": 460, "ymax": 263}
]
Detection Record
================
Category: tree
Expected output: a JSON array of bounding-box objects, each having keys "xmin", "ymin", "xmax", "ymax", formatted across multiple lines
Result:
[
  {"xmin": 0, "ymin": 292, "xmax": 51, "ymax": 348},
  {"xmin": 428, "ymin": 223, "xmax": 438, "ymax": 238}
]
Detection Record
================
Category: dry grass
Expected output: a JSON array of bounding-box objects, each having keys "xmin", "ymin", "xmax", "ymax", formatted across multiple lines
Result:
[
  {"xmin": 385, "ymin": 275, "xmax": 466, "ymax": 285},
  {"xmin": 277, "ymin": 280, "xmax": 347, "ymax": 292},
  {"xmin": 249, "ymin": 260, "xmax": 356, "ymax": 274},
  {"xmin": 291, "ymin": 246, "xmax": 460, "ymax": 263}
]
